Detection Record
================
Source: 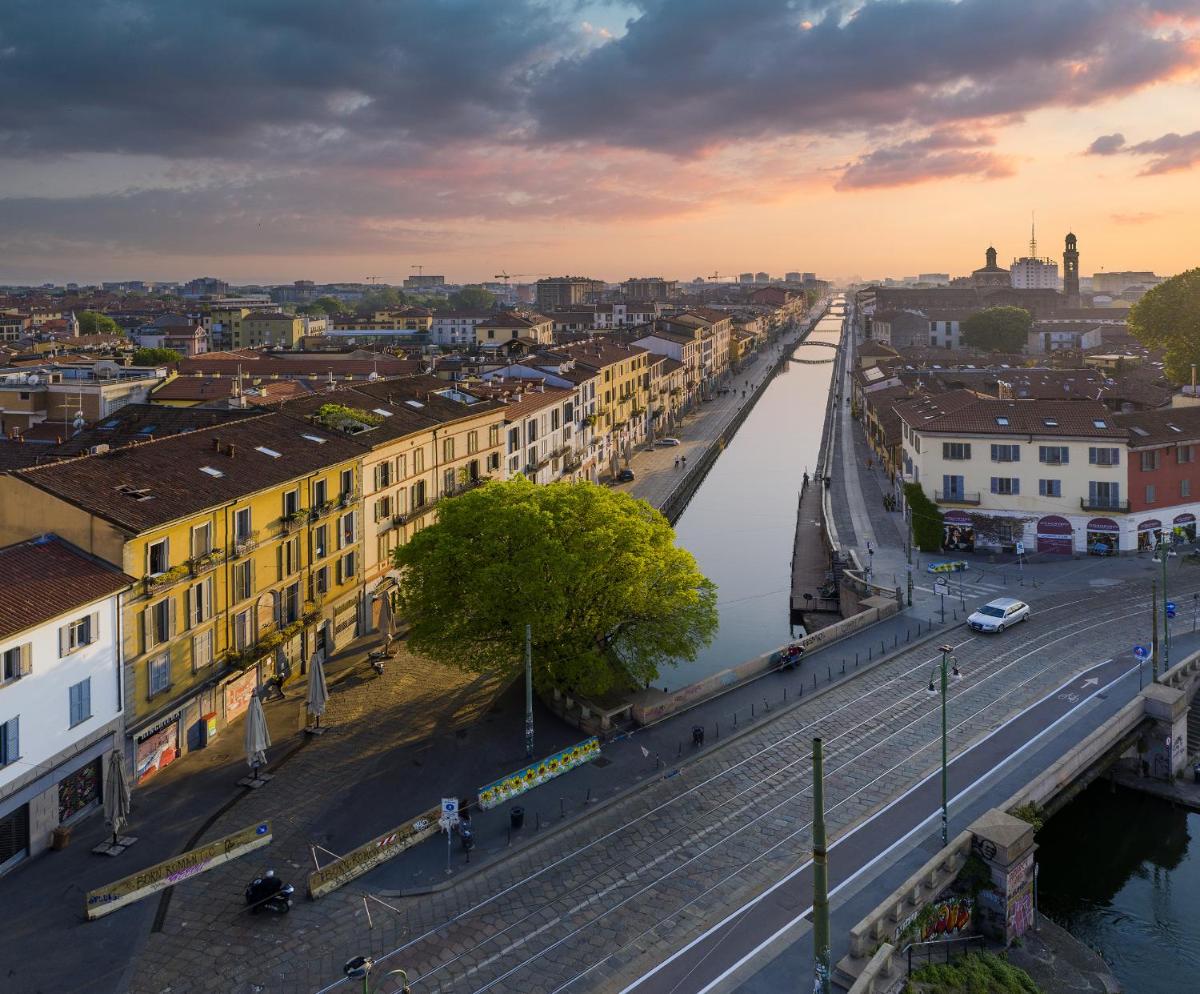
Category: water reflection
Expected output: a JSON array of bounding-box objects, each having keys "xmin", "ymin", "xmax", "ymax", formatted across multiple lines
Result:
[
  {"xmin": 1036, "ymin": 780, "xmax": 1199, "ymax": 993},
  {"xmin": 670, "ymin": 314, "xmax": 841, "ymax": 685}
]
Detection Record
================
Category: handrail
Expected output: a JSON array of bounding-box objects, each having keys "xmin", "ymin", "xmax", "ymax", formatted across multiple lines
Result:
[{"xmin": 901, "ymin": 933, "xmax": 985, "ymax": 976}]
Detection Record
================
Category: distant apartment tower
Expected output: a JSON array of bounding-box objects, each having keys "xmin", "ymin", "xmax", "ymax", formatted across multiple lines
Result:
[
  {"xmin": 1010, "ymin": 256, "xmax": 1059, "ymax": 289},
  {"xmin": 182, "ymin": 276, "xmax": 228, "ymax": 298},
  {"xmin": 403, "ymin": 274, "xmax": 446, "ymax": 289},
  {"xmin": 535, "ymin": 276, "xmax": 604, "ymax": 311},
  {"xmin": 784, "ymin": 271, "xmax": 802, "ymax": 282},
  {"xmin": 622, "ymin": 277, "xmax": 678, "ymax": 302},
  {"xmin": 917, "ymin": 273, "xmax": 950, "ymax": 285},
  {"xmin": 755, "ymin": 272, "xmax": 770, "ymax": 283},
  {"xmin": 738, "ymin": 273, "xmax": 755, "ymax": 284},
  {"xmin": 1092, "ymin": 271, "xmax": 1162, "ymax": 295},
  {"xmin": 801, "ymin": 272, "xmax": 816, "ymax": 283}
]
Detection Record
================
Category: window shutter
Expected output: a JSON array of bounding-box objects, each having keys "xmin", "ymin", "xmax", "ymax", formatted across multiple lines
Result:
[
  {"xmin": 19, "ymin": 643, "xmax": 32, "ymax": 676},
  {"xmin": 5, "ymin": 717, "xmax": 17, "ymax": 761},
  {"xmin": 168, "ymin": 598, "xmax": 178, "ymax": 639},
  {"xmin": 1012, "ymin": 479, "xmax": 1020, "ymax": 495},
  {"xmin": 90, "ymin": 611, "xmax": 100, "ymax": 644},
  {"xmin": 250, "ymin": 559, "xmax": 256, "ymax": 596},
  {"xmin": 69, "ymin": 682, "xmax": 80, "ymax": 724},
  {"xmin": 59, "ymin": 624, "xmax": 69, "ymax": 658}
]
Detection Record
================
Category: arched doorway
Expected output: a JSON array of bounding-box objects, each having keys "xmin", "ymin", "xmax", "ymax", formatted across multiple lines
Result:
[
  {"xmin": 942, "ymin": 510, "xmax": 975, "ymax": 552},
  {"xmin": 1137, "ymin": 519, "xmax": 1163, "ymax": 552},
  {"xmin": 1036, "ymin": 515, "xmax": 1073, "ymax": 555},
  {"xmin": 1173, "ymin": 513, "xmax": 1196, "ymax": 543},
  {"xmin": 1086, "ymin": 518, "xmax": 1120, "ymax": 556}
]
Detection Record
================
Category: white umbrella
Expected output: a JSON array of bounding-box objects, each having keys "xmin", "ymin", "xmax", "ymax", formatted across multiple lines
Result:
[
  {"xmin": 103, "ymin": 749, "xmax": 131, "ymax": 846},
  {"xmin": 378, "ymin": 592, "xmax": 394, "ymax": 646},
  {"xmin": 244, "ymin": 695, "xmax": 271, "ymax": 778},
  {"xmin": 306, "ymin": 647, "xmax": 329, "ymax": 729}
]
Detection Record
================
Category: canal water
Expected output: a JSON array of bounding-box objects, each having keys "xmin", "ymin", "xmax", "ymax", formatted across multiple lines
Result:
[
  {"xmin": 670, "ymin": 304, "xmax": 843, "ymax": 684},
  {"xmin": 1036, "ymin": 779, "xmax": 1200, "ymax": 993}
]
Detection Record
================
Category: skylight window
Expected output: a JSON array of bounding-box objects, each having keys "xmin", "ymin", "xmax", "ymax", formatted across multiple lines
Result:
[
  {"xmin": 1043, "ymin": 419, "xmax": 1058, "ymax": 427},
  {"xmin": 1168, "ymin": 424, "xmax": 1182, "ymax": 433},
  {"xmin": 199, "ymin": 466, "xmax": 224, "ymax": 477},
  {"xmin": 1131, "ymin": 426, "xmax": 1149, "ymax": 436},
  {"xmin": 255, "ymin": 446, "xmax": 282, "ymax": 458},
  {"xmin": 301, "ymin": 433, "xmax": 326, "ymax": 443},
  {"xmin": 372, "ymin": 408, "xmax": 393, "ymax": 417},
  {"xmin": 1093, "ymin": 420, "xmax": 1108, "ymax": 429},
  {"xmin": 405, "ymin": 399, "xmax": 424, "ymax": 408},
  {"xmin": 995, "ymin": 417, "xmax": 1010, "ymax": 426}
]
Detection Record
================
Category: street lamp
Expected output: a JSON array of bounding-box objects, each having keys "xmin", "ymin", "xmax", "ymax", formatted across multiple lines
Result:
[
  {"xmin": 343, "ymin": 957, "xmax": 412, "ymax": 994},
  {"xmin": 1153, "ymin": 537, "xmax": 1177, "ymax": 673},
  {"xmin": 927, "ymin": 645, "xmax": 963, "ymax": 848}
]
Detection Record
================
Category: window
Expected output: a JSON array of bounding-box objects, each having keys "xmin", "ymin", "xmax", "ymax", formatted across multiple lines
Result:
[
  {"xmin": 1141, "ymin": 450, "xmax": 1161, "ymax": 472},
  {"xmin": 313, "ymin": 566, "xmax": 330, "ymax": 597},
  {"xmin": 467, "ymin": 430, "xmax": 478, "ymax": 455},
  {"xmin": 1039, "ymin": 446, "xmax": 1068, "ymax": 465},
  {"xmin": 147, "ymin": 538, "xmax": 169, "ymax": 576},
  {"xmin": 990, "ymin": 477, "xmax": 1020, "ymax": 496},
  {"xmin": 283, "ymin": 488, "xmax": 299, "ymax": 517},
  {"xmin": 412, "ymin": 480, "xmax": 427, "ymax": 508},
  {"xmin": 2, "ymin": 644, "xmax": 30, "ymax": 683},
  {"xmin": 374, "ymin": 495, "xmax": 392, "ymax": 522},
  {"xmin": 234, "ymin": 507, "xmax": 253, "ymax": 542},
  {"xmin": 68, "ymin": 678, "xmax": 92, "ymax": 727},
  {"xmin": 233, "ymin": 610, "xmax": 253, "ymax": 651},
  {"xmin": 1179, "ymin": 445, "xmax": 1194, "ymax": 464},
  {"xmin": 147, "ymin": 654, "xmax": 171, "ymax": 697},
  {"xmin": 508, "ymin": 427, "xmax": 520, "ymax": 453},
  {"xmin": 444, "ymin": 468, "xmax": 456, "ymax": 493},
  {"xmin": 339, "ymin": 512, "xmax": 356, "ymax": 547},
  {"xmin": 0, "ymin": 717, "xmax": 19, "ymax": 767},
  {"xmin": 487, "ymin": 452, "xmax": 500, "ymax": 472},
  {"xmin": 942, "ymin": 475, "xmax": 965, "ymax": 498},
  {"xmin": 942, "ymin": 443, "xmax": 971, "ymax": 461},
  {"xmin": 281, "ymin": 582, "xmax": 301, "ymax": 625},
  {"xmin": 146, "ymin": 599, "xmax": 172, "ymax": 647},
  {"xmin": 1089, "ymin": 481, "xmax": 1121, "ymax": 507},
  {"xmin": 443, "ymin": 437, "xmax": 455, "ymax": 462},
  {"xmin": 339, "ymin": 551, "xmax": 357, "ymax": 583},
  {"xmin": 1146, "ymin": 484, "xmax": 1157, "ymax": 504},
  {"xmin": 1089, "ymin": 447, "xmax": 1120, "ymax": 466},
  {"xmin": 188, "ymin": 578, "xmax": 213, "ymax": 625},
  {"xmin": 313, "ymin": 478, "xmax": 328, "ymax": 507},
  {"xmin": 233, "ymin": 560, "xmax": 254, "ymax": 601},
  {"xmin": 340, "ymin": 468, "xmax": 354, "ymax": 498},
  {"xmin": 191, "ymin": 523, "xmax": 212, "ymax": 558},
  {"xmin": 413, "ymin": 448, "xmax": 425, "ymax": 473},
  {"xmin": 313, "ymin": 524, "xmax": 328, "ymax": 559},
  {"xmin": 192, "ymin": 629, "xmax": 214, "ymax": 671},
  {"xmin": 60, "ymin": 614, "xmax": 98, "ymax": 656},
  {"xmin": 395, "ymin": 454, "xmax": 407, "ymax": 479},
  {"xmin": 1039, "ymin": 479, "xmax": 1062, "ymax": 497},
  {"xmin": 488, "ymin": 425, "xmax": 500, "ymax": 447},
  {"xmin": 374, "ymin": 462, "xmax": 392, "ymax": 490},
  {"xmin": 282, "ymin": 536, "xmax": 301, "ymax": 576},
  {"xmin": 995, "ymin": 417, "xmax": 1010, "ymax": 426},
  {"xmin": 990, "ymin": 444, "xmax": 1020, "ymax": 462},
  {"xmin": 1184, "ymin": 479, "xmax": 1192, "ymax": 498}
]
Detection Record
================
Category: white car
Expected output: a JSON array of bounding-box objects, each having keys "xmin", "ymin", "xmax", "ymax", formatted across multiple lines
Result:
[
  {"xmin": 967, "ymin": 597, "xmax": 1030, "ymax": 633},
  {"xmin": 656, "ymin": 437, "xmax": 681, "ymax": 447}
]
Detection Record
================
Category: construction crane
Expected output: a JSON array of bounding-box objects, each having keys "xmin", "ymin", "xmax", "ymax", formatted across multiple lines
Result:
[
  {"xmin": 365, "ymin": 276, "xmax": 383, "ymax": 284},
  {"xmin": 411, "ymin": 264, "xmax": 424, "ymax": 278},
  {"xmin": 494, "ymin": 271, "xmax": 542, "ymax": 285},
  {"xmin": 708, "ymin": 271, "xmax": 721, "ymax": 283}
]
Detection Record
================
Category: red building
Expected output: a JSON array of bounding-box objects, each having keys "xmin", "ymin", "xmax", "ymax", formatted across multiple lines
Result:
[{"xmin": 1115, "ymin": 406, "xmax": 1200, "ymax": 549}]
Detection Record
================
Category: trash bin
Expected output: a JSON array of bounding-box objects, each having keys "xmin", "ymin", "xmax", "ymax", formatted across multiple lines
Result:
[{"xmin": 510, "ymin": 806, "xmax": 525, "ymax": 830}]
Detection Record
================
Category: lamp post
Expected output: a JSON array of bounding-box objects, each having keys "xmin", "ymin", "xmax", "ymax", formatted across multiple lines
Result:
[
  {"xmin": 928, "ymin": 644, "xmax": 962, "ymax": 847},
  {"xmin": 1153, "ymin": 537, "xmax": 1176, "ymax": 675}
]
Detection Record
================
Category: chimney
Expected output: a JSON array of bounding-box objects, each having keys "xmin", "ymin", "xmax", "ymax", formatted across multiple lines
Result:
[
  {"xmin": 213, "ymin": 436, "xmax": 222, "ymax": 451},
  {"xmin": 226, "ymin": 444, "xmax": 236, "ymax": 458}
]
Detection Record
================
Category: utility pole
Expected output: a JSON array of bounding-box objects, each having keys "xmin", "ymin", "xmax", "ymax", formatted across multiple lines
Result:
[
  {"xmin": 524, "ymin": 624, "xmax": 535, "ymax": 759},
  {"xmin": 1151, "ymin": 576, "xmax": 1160, "ymax": 684},
  {"xmin": 929, "ymin": 645, "xmax": 960, "ymax": 847},
  {"xmin": 905, "ymin": 505, "xmax": 914, "ymax": 607},
  {"xmin": 1159, "ymin": 538, "xmax": 1171, "ymax": 672},
  {"xmin": 812, "ymin": 737, "xmax": 830, "ymax": 994}
]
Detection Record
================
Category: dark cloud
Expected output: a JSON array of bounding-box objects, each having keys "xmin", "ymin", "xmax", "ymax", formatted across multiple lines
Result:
[
  {"xmin": 1128, "ymin": 130, "xmax": 1200, "ymax": 174},
  {"xmin": 529, "ymin": 0, "xmax": 1197, "ymax": 153},
  {"xmin": 835, "ymin": 128, "xmax": 1014, "ymax": 190},
  {"xmin": 1087, "ymin": 133, "xmax": 1127, "ymax": 154}
]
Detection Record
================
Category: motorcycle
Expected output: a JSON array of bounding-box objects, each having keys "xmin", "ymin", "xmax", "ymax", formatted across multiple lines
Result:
[{"xmin": 244, "ymin": 870, "xmax": 295, "ymax": 914}]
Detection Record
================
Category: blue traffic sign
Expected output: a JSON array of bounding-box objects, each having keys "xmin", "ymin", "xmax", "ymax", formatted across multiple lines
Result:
[
  {"xmin": 1167, "ymin": 601, "xmax": 1177, "ymax": 618},
  {"xmin": 1133, "ymin": 645, "xmax": 1150, "ymax": 660}
]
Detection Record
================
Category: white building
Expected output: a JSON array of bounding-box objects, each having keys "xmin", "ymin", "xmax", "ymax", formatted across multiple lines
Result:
[
  {"xmin": 1010, "ymin": 257, "xmax": 1059, "ymax": 290},
  {"xmin": 0, "ymin": 536, "xmax": 132, "ymax": 874},
  {"xmin": 431, "ymin": 312, "xmax": 492, "ymax": 347}
]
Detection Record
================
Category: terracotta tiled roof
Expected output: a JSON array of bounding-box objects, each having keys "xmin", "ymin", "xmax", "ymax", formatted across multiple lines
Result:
[
  {"xmin": 899, "ymin": 394, "xmax": 1124, "ymax": 438},
  {"xmin": 0, "ymin": 535, "xmax": 134, "ymax": 639},
  {"xmin": 1115, "ymin": 406, "xmax": 1200, "ymax": 447}
]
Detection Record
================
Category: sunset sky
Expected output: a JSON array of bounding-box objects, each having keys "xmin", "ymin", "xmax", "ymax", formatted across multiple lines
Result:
[{"xmin": 1, "ymin": 0, "xmax": 1198, "ymax": 285}]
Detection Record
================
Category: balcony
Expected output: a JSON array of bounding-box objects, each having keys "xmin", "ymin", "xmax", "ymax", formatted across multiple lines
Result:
[
  {"xmin": 188, "ymin": 549, "xmax": 225, "ymax": 576},
  {"xmin": 231, "ymin": 532, "xmax": 259, "ymax": 558},
  {"xmin": 309, "ymin": 500, "xmax": 336, "ymax": 522},
  {"xmin": 143, "ymin": 564, "xmax": 190, "ymax": 595},
  {"xmin": 1080, "ymin": 496, "xmax": 1131, "ymax": 513},
  {"xmin": 935, "ymin": 490, "xmax": 981, "ymax": 506}
]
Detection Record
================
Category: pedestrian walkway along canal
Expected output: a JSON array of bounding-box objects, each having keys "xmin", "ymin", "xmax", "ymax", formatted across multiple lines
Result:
[{"xmin": 672, "ymin": 307, "xmax": 843, "ymax": 684}]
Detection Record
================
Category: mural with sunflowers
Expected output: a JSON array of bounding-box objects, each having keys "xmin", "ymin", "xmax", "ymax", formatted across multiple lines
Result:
[{"xmin": 477, "ymin": 738, "xmax": 601, "ymax": 809}]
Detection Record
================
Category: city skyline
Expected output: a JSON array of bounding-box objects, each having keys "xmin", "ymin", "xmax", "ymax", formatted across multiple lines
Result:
[{"xmin": 1, "ymin": 1, "xmax": 1198, "ymax": 283}]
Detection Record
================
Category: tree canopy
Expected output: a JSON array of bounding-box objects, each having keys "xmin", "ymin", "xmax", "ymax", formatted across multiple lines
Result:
[
  {"xmin": 78, "ymin": 310, "xmax": 124, "ymax": 337},
  {"xmin": 298, "ymin": 295, "xmax": 348, "ymax": 316},
  {"xmin": 449, "ymin": 286, "xmax": 497, "ymax": 311},
  {"xmin": 393, "ymin": 477, "xmax": 718, "ymax": 697},
  {"xmin": 1128, "ymin": 268, "xmax": 1200, "ymax": 383},
  {"xmin": 960, "ymin": 306, "xmax": 1032, "ymax": 353},
  {"xmin": 132, "ymin": 346, "xmax": 183, "ymax": 366}
]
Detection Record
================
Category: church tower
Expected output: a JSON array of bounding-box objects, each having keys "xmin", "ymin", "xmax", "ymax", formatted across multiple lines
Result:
[{"xmin": 1063, "ymin": 232, "xmax": 1080, "ymax": 307}]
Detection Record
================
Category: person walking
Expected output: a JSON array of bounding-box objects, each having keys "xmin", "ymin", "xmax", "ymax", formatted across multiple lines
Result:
[
  {"xmin": 682, "ymin": 456, "xmax": 687, "ymax": 468},
  {"xmin": 674, "ymin": 456, "xmax": 680, "ymax": 469}
]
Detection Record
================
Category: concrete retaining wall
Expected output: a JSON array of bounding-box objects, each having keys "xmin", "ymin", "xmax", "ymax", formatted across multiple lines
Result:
[{"xmin": 630, "ymin": 595, "xmax": 899, "ymax": 726}]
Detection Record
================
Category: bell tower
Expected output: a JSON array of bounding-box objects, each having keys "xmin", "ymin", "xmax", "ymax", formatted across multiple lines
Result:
[{"xmin": 1063, "ymin": 232, "xmax": 1080, "ymax": 307}]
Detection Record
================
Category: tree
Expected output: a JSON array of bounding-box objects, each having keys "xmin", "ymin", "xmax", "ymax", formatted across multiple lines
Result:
[
  {"xmin": 449, "ymin": 286, "xmax": 497, "ymax": 311},
  {"xmin": 354, "ymin": 287, "xmax": 407, "ymax": 315},
  {"xmin": 1128, "ymin": 268, "xmax": 1200, "ymax": 383},
  {"xmin": 393, "ymin": 478, "xmax": 718, "ymax": 696},
  {"xmin": 313, "ymin": 295, "xmax": 346, "ymax": 314},
  {"xmin": 78, "ymin": 310, "xmax": 124, "ymax": 337},
  {"xmin": 132, "ymin": 347, "xmax": 183, "ymax": 366},
  {"xmin": 904, "ymin": 483, "xmax": 944, "ymax": 553},
  {"xmin": 960, "ymin": 306, "xmax": 1032, "ymax": 353}
]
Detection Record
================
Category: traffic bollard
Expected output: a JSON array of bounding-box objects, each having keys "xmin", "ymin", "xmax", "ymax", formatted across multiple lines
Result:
[
  {"xmin": 752, "ymin": 702, "xmax": 756, "ymax": 717},
  {"xmin": 560, "ymin": 797, "xmax": 565, "ymax": 819},
  {"xmin": 827, "ymin": 666, "xmax": 832, "ymax": 682}
]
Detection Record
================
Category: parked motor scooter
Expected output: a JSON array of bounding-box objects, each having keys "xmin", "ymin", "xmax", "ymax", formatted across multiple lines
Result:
[{"xmin": 245, "ymin": 869, "xmax": 295, "ymax": 914}]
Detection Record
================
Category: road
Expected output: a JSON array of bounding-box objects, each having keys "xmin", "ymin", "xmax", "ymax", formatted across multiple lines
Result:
[{"xmin": 305, "ymin": 578, "xmax": 1185, "ymax": 994}]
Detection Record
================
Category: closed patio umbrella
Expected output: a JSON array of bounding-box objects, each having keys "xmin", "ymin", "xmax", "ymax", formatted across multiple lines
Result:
[
  {"xmin": 377, "ymin": 592, "xmax": 394, "ymax": 652},
  {"xmin": 306, "ymin": 646, "xmax": 328, "ymax": 732},
  {"xmin": 103, "ymin": 749, "xmax": 131, "ymax": 847},
  {"xmin": 244, "ymin": 695, "xmax": 271, "ymax": 782}
]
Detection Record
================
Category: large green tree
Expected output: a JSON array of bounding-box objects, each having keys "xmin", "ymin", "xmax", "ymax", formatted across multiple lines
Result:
[
  {"xmin": 449, "ymin": 286, "xmax": 497, "ymax": 311},
  {"xmin": 393, "ymin": 478, "xmax": 718, "ymax": 696},
  {"xmin": 1128, "ymin": 268, "xmax": 1200, "ymax": 383},
  {"xmin": 960, "ymin": 306, "xmax": 1032, "ymax": 353},
  {"xmin": 132, "ymin": 346, "xmax": 183, "ymax": 365},
  {"xmin": 78, "ymin": 310, "xmax": 124, "ymax": 336}
]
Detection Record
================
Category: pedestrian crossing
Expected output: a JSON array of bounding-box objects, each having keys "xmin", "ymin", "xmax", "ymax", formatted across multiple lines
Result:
[{"xmin": 912, "ymin": 576, "xmax": 1020, "ymax": 598}]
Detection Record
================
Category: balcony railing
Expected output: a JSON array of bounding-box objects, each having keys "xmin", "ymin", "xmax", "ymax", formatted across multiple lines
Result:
[
  {"xmin": 188, "ymin": 549, "xmax": 225, "ymax": 576},
  {"xmin": 1080, "ymin": 496, "xmax": 1131, "ymax": 513},
  {"xmin": 934, "ymin": 490, "xmax": 981, "ymax": 505}
]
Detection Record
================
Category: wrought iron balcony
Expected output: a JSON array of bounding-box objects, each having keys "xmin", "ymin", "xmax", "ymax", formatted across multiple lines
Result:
[
  {"xmin": 1080, "ymin": 496, "xmax": 1130, "ymax": 513},
  {"xmin": 934, "ymin": 490, "xmax": 981, "ymax": 506}
]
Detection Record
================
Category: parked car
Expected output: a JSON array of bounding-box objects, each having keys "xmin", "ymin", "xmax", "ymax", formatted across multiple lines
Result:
[
  {"xmin": 927, "ymin": 560, "xmax": 969, "ymax": 574},
  {"xmin": 617, "ymin": 469, "xmax": 635, "ymax": 482},
  {"xmin": 656, "ymin": 437, "xmax": 681, "ymax": 447},
  {"xmin": 967, "ymin": 597, "xmax": 1030, "ymax": 633}
]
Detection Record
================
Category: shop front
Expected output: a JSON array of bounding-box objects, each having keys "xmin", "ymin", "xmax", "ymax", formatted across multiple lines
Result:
[
  {"xmin": 1086, "ymin": 518, "xmax": 1120, "ymax": 556},
  {"xmin": 1137, "ymin": 518, "xmax": 1163, "ymax": 552},
  {"xmin": 58, "ymin": 757, "xmax": 101, "ymax": 824},
  {"xmin": 942, "ymin": 510, "xmax": 975, "ymax": 553},
  {"xmin": 1173, "ymin": 513, "xmax": 1197, "ymax": 543},
  {"xmin": 1035, "ymin": 515, "xmax": 1074, "ymax": 555},
  {"xmin": 0, "ymin": 805, "xmax": 29, "ymax": 876},
  {"xmin": 135, "ymin": 715, "xmax": 181, "ymax": 784}
]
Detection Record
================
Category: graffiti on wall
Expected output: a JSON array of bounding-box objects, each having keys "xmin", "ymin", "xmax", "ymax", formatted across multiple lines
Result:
[{"xmin": 895, "ymin": 896, "xmax": 974, "ymax": 944}]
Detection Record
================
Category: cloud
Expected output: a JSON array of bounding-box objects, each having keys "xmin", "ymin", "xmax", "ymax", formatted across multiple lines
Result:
[
  {"xmin": 835, "ymin": 128, "xmax": 1016, "ymax": 190},
  {"xmin": 1087, "ymin": 133, "xmax": 1127, "ymax": 154},
  {"xmin": 1110, "ymin": 210, "xmax": 1161, "ymax": 224}
]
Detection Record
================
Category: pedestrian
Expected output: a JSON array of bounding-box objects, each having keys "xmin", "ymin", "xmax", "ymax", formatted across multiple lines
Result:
[
  {"xmin": 682, "ymin": 456, "xmax": 687, "ymax": 467},
  {"xmin": 674, "ymin": 456, "xmax": 680, "ymax": 469}
]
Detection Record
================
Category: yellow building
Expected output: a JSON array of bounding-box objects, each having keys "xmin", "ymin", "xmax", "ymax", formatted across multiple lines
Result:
[
  {"xmin": 0, "ymin": 412, "xmax": 365, "ymax": 783},
  {"xmin": 230, "ymin": 312, "xmax": 305, "ymax": 349},
  {"xmin": 553, "ymin": 340, "xmax": 652, "ymax": 468}
]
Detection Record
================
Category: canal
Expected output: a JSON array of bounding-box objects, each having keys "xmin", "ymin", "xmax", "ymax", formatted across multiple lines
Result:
[
  {"xmin": 1036, "ymin": 779, "xmax": 1200, "ymax": 993},
  {"xmin": 672, "ymin": 301, "xmax": 844, "ymax": 684}
]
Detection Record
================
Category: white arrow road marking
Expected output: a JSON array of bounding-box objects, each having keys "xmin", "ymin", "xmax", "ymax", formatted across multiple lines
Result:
[{"xmin": 1081, "ymin": 677, "xmax": 1100, "ymax": 688}]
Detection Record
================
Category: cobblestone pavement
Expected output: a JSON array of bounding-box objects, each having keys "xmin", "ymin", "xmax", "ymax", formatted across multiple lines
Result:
[{"xmin": 106, "ymin": 577, "xmax": 1183, "ymax": 994}]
